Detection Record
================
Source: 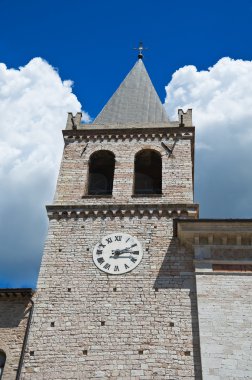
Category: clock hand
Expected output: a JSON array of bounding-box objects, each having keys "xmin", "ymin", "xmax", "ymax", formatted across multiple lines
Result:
[
  {"xmin": 111, "ymin": 243, "xmax": 138, "ymax": 257},
  {"xmin": 112, "ymin": 247, "xmax": 132, "ymax": 255},
  {"xmin": 129, "ymin": 243, "xmax": 137, "ymax": 248},
  {"xmin": 111, "ymin": 243, "xmax": 137, "ymax": 254},
  {"xmin": 118, "ymin": 244, "xmax": 137, "ymax": 252},
  {"xmin": 110, "ymin": 255, "xmax": 133, "ymax": 259}
]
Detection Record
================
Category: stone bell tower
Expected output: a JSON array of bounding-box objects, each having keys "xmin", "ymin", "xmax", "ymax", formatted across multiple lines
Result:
[{"xmin": 21, "ymin": 55, "xmax": 201, "ymax": 379}]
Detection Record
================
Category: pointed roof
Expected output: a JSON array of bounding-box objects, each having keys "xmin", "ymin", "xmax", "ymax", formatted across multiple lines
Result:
[{"xmin": 94, "ymin": 59, "xmax": 169, "ymax": 124}]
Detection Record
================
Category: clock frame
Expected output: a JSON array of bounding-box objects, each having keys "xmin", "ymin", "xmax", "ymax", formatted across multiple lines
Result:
[{"xmin": 93, "ymin": 233, "xmax": 143, "ymax": 275}]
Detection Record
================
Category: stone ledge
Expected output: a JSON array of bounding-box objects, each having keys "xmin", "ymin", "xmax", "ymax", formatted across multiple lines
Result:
[
  {"xmin": 177, "ymin": 219, "xmax": 252, "ymax": 247},
  {"xmin": 195, "ymin": 259, "xmax": 252, "ymax": 264},
  {"xmin": 46, "ymin": 203, "xmax": 199, "ymax": 220},
  {"xmin": 195, "ymin": 271, "xmax": 252, "ymax": 276},
  {"xmin": 81, "ymin": 194, "xmax": 113, "ymax": 199},
  {"xmin": 131, "ymin": 194, "xmax": 163, "ymax": 198},
  {"xmin": 63, "ymin": 126, "xmax": 195, "ymax": 142}
]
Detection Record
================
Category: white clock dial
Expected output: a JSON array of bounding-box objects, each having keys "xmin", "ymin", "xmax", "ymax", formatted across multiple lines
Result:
[{"xmin": 93, "ymin": 233, "xmax": 143, "ymax": 275}]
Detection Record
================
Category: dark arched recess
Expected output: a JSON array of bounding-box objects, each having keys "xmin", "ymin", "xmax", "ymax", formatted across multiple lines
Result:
[
  {"xmin": 88, "ymin": 150, "xmax": 115, "ymax": 195},
  {"xmin": 134, "ymin": 149, "xmax": 162, "ymax": 195},
  {"xmin": 0, "ymin": 351, "xmax": 6, "ymax": 379}
]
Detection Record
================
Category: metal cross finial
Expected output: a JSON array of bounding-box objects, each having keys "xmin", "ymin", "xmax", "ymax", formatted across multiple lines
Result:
[{"xmin": 133, "ymin": 41, "xmax": 148, "ymax": 59}]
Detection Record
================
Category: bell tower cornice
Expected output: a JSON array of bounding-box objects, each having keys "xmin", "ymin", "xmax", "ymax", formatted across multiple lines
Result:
[
  {"xmin": 63, "ymin": 124, "xmax": 195, "ymax": 142},
  {"xmin": 46, "ymin": 203, "xmax": 199, "ymax": 220}
]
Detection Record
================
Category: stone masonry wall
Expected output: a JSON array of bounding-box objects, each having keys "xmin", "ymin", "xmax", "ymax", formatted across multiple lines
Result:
[
  {"xmin": 0, "ymin": 295, "xmax": 31, "ymax": 380},
  {"xmin": 22, "ymin": 216, "xmax": 202, "ymax": 379},
  {"xmin": 196, "ymin": 274, "xmax": 252, "ymax": 379},
  {"xmin": 54, "ymin": 136, "xmax": 193, "ymax": 205}
]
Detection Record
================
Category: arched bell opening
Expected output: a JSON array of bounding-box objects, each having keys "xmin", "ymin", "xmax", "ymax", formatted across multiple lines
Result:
[
  {"xmin": 88, "ymin": 150, "xmax": 115, "ymax": 195},
  {"xmin": 134, "ymin": 149, "xmax": 162, "ymax": 195},
  {"xmin": 0, "ymin": 351, "xmax": 6, "ymax": 379}
]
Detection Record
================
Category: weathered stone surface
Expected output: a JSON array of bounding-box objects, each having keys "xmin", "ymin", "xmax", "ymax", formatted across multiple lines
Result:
[
  {"xmin": 196, "ymin": 274, "xmax": 252, "ymax": 379},
  {"xmin": 178, "ymin": 221, "xmax": 252, "ymax": 379},
  {"xmin": 54, "ymin": 135, "xmax": 194, "ymax": 206},
  {"xmin": 22, "ymin": 216, "xmax": 201, "ymax": 379}
]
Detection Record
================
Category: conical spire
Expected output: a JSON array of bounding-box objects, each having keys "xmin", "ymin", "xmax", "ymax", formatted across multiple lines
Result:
[{"xmin": 94, "ymin": 59, "xmax": 169, "ymax": 124}]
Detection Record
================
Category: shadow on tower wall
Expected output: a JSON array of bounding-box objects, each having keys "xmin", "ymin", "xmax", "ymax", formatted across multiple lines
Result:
[{"xmin": 153, "ymin": 224, "xmax": 202, "ymax": 380}]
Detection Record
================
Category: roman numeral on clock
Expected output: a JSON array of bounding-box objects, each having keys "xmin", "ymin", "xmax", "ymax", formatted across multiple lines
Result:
[
  {"xmin": 106, "ymin": 237, "xmax": 112, "ymax": 244},
  {"xmin": 104, "ymin": 263, "xmax": 111, "ymax": 270},
  {"xmin": 97, "ymin": 257, "xmax": 105, "ymax": 265},
  {"xmin": 115, "ymin": 235, "xmax": 122, "ymax": 241},
  {"xmin": 132, "ymin": 251, "xmax": 139, "ymax": 255},
  {"xmin": 96, "ymin": 250, "xmax": 103, "ymax": 255},
  {"xmin": 124, "ymin": 264, "xmax": 129, "ymax": 269},
  {"xmin": 114, "ymin": 266, "xmax": 119, "ymax": 272},
  {"xmin": 130, "ymin": 257, "xmax": 137, "ymax": 263}
]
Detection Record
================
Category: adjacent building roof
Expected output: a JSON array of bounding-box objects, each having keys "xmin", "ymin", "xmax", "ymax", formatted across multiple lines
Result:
[
  {"xmin": 94, "ymin": 59, "xmax": 169, "ymax": 124},
  {"xmin": 0, "ymin": 288, "xmax": 34, "ymax": 297}
]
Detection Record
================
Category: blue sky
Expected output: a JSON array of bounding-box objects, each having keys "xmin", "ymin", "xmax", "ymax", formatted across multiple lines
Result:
[
  {"xmin": 1, "ymin": 0, "xmax": 252, "ymax": 288},
  {"xmin": 2, "ymin": 0, "xmax": 252, "ymax": 117}
]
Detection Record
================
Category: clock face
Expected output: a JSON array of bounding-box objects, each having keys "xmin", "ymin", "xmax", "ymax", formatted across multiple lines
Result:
[{"xmin": 93, "ymin": 233, "xmax": 143, "ymax": 275}]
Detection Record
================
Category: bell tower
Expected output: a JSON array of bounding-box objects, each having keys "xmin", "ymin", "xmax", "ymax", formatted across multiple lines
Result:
[{"xmin": 22, "ymin": 55, "xmax": 201, "ymax": 379}]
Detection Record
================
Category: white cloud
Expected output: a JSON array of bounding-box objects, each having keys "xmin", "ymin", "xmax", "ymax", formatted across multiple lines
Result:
[
  {"xmin": 0, "ymin": 57, "xmax": 89, "ymax": 287},
  {"xmin": 164, "ymin": 57, "xmax": 252, "ymax": 218}
]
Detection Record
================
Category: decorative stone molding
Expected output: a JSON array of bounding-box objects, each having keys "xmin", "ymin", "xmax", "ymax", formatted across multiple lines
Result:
[
  {"xmin": 177, "ymin": 220, "xmax": 252, "ymax": 274},
  {"xmin": 63, "ymin": 126, "xmax": 195, "ymax": 144},
  {"xmin": 46, "ymin": 203, "xmax": 199, "ymax": 220},
  {"xmin": 177, "ymin": 219, "xmax": 252, "ymax": 248}
]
